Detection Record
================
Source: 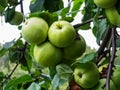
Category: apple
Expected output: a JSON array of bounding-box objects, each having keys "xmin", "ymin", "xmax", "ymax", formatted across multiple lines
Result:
[
  {"xmin": 9, "ymin": 11, "xmax": 23, "ymax": 25},
  {"xmin": 111, "ymin": 66, "xmax": 120, "ymax": 90},
  {"xmin": 73, "ymin": 62, "xmax": 100, "ymax": 88},
  {"xmin": 94, "ymin": 0, "xmax": 117, "ymax": 8},
  {"xmin": 22, "ymin": 17, "xmax": 49, "ymax": 45},
  {"xmin": 48, "ymin": 20, "xmax": 76, "ymax": 48},
  {"xmin": 63, "ymin": 34, "xmax": 86, "ymax": 61},
  {"xmin": 33, "ymin": 41, "xmax": 62, "ymax": 67},
  {"xmin": 105, "ymin": 7, "xmax": 120, "ymax": 27},
  {"xmin": 92, "ymin": 78, "xmax": 116, "ymax": 90}
]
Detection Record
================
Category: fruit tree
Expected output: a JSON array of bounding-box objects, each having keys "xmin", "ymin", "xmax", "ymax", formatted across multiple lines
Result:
[{"xmin": 0, "ymin": 0, "xmax": 120, "ymax": 90}]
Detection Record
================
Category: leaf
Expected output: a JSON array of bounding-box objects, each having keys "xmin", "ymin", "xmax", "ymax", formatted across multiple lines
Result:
[
  {"xmin": 75, "ymin": 23, "xmax": 91, "ymax": 31},
  {"xmin": 29, "ymin": 11, "xmax": 58, "ymax": 26},
  {"xmin": 27, "ymin": 82, "xmax": 40, "ymax": 90},
  {"xmin": 0, "ymin": 48, "xmax": 7, "ymax": 57},
  {"xmin": 44, "ymin": 0, "xmax": 63, "ymax": 12},
  {"xmin": 71, "ymin": 0, "xmax": 84, "ymax": 17},
  {"xmin": 0, "ymin": 72, "xmax": 4, "ymax": 82},
  {"xmin": 60, "ymin": 6, "xmax": 70, "ymax": 17},
  {"xmin": 93, "ymin": 18, "xmax": 107, "ymax": 45},
  {"xmin": 116, "ymin": 38, "xmax": 120, "ymax": 47},
  {"xmin": 51, "ymin": 74, "xmax": 60, "ymax": 90},
  {"xmin": 29, "ymin": 0, "xmax": 45, "ymax": 13},
  {"xmin": 20, "ymin": 51, "xmax": 32, "ymax": 71},
  {"xmin": 3, "ymin": 39, "xmax": 15, "ymax": 49},
  {"xmin": 4, "ymin": 74, "xmax": 33, "ymax": 90},
  {"xmin": 56, "ymin": 64, "xmax": 73, "ymax": 80},
  {"xmin": 74, "ymin": 52, "xmax": 97, "ymax": 64}
]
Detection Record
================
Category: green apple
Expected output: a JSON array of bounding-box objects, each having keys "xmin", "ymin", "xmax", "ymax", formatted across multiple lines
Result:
[
  {"xmin": 105, "ymin": 7, "xmax": 120, "ymax": 27},
  {"xmin": 73, "ymin": 62, "xmax": 100, "ymax": 88},
  {"xmin": 63, "ymin": 34, "xmax": 86, "ymax": 61},
  {"xmin": 22, "ymin": 17, "xmax": 49, "ymax": 45},
  {"xmin": 94, "ymin": 0, "xmax": 117, "ymax": 8},
  {"xmin": 9, "ymin": 11, "xmax": 23, "ymax": 25},
  {"xmin": 111, "ymin": 66, "xmax": 120, "ymax": 90},
  {"xmin": 48, "ymin": 20, "xmax": 76, "ymax": 48},
  {"xmin": 33, "ymin": 41, "xmax": 62, "ymax": 67},
  {"xmin": 92, "ymin": 78, "xmax": 116, "ymax": 90}
]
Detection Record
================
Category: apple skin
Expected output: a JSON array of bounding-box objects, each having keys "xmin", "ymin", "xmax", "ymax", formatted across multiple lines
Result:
[
  {"xmin": 63, "ymin": 34, "xmax": 86, "ymax": 61},
  {"xmin": 92, "ymin": 78, "xmax": 116, "ymax": 90},
  {"xmin": 22, "ymin": 17, "xmax": 49, "ymax": 45},
  {"xmin": 111, "ymin": 66, "xmax": 120, "ymax": 90},
  {"xmin": 73, "ymin": 62, "xmax": 100, "ymax": 88},
  {"xmin": 94, "ymin": 0, "xmax": 117, "ymax": 8},
  {"xmin": 48, "ymin": 20, "xmax": 76, "ymax": 48},
  {"xmin": 105, "ymin": 7, "xmax": 120, "ymax": 27},
  {"xmin": 9, "ymin": 11, "xmax": 23, "ymax": 25},
  {"xmin": 33, "ymin": 41, "xmax": 62, "ymax": 67}
]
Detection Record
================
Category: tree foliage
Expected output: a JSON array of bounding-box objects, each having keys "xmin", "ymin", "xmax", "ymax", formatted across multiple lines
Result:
[{"xmin": 0, "ymin": 0, "xmax": 120, "ymax": 90}]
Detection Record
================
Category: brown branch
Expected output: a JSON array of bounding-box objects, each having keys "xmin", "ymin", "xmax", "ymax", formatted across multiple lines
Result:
[
  {"xmin": 96, "ymin": 28, "xmax": 112, "ymax": 64},
  {"xmin": 106, "ymin": 27, "xmax": 116, "ymax": 90},
  {"xmin": 73, "ymin": 15, "xmax": 105, "ymax": 28},
  {"xmin": 20, "ymin": 0, "xmax": 24, "ymax": 14}
]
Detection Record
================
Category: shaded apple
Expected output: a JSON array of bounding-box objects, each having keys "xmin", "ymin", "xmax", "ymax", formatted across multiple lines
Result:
[
  {"xmin": 63, "ymin": 34, "xmax": 86, "ymax": 61},
  {"xmin": 9, "ymin": 11, "xmax": 23, "ymax": 25},
  {"xmin": 73, "ymin": 62, "xmax": 100, "ymax": 88},
  {"xmin": 105, "ymin": 7, "xmax": 120, "ymax": 27},
  {"xmin": 33, "ymin": 41, "xmax": 62, "ymax": 67}
]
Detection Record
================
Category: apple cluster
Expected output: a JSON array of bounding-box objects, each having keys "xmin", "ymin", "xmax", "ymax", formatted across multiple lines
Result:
[
  {"xmin": 94, "ymin": 0, "xmax": 120, "ymax": 27},
  {"xmin": 21, "ymin": 17, "xmax": 86, "ymax": 67}
]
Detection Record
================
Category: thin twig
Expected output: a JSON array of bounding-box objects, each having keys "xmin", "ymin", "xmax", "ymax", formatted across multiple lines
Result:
[
  {"xmin": 73, "ymin": 15, "xmax": 105, "ymax": 28},
  {"xmin": 106, "ymin": 27, "xmax": 116, "ymax": 90},
  {"xmin": 20, "ymin": 0, "xmax": 24, "ymax": 14}
]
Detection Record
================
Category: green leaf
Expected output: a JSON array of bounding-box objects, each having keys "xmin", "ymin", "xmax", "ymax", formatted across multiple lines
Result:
[
  {"xmin": 116, "ymin": 38, "xmax": 120, "ymax": 47},
  {"xmin": 51, "ymin": 74, "xmax": 60, "ymax": 90},
  {"xmin": 30, "ymin": 11, "xmax": 58, "ymax": 26},
  {"xmin": 29, "ymin": 0, "xmax": 44, "ymax": 13},
  {"xmin": 75, "ymin": 23, "xmax": 91, "ymax": 31},
  {"xmin": 92, "ymin": 13, "xmax": 107, "ymax": 45},
  {"xmin": 3, "ymin": 39, "xmax": 15, "ymax": 49},
  {"xmin": 71, "ymin": 0, "xmax": 84, "ymax": 17},
  {"xmin": 27, "ymin": 82, "xmax": 40, "ymax": 90},
  {"xmin": 20, "ymin": 51, "xmax": 32, "ymax": 71},
  {"xmin": 61, "ymin": 16, "xmax": 74, "ymax": 22},
  {"xmin": 44, "ymin": 0, "xmax": 63, "ymax": 12},
  {"xmin": 74, "ymin": 52, "xmax": 97, "ymax": 64},
  {"xmin": 0, "ymin": 72, "xmax": 4, "ymax": 82},
  {"xmin": 60, "ymin": 6, "xmax": 70, "ymax": 17},
  {"xmin": 56, "ymin": 64, "xmax": 73, "ymax": 80},
  {"xmin": 0, "ymin": 48, "xmax": 7, "ymax": 57},
  {"xmin": 82, "ymin": 0, "xmax": 96, "ymax": 21},
  {"xmin": 4, "ymin": 74, "xmax": 33, "ymax": 90}
]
